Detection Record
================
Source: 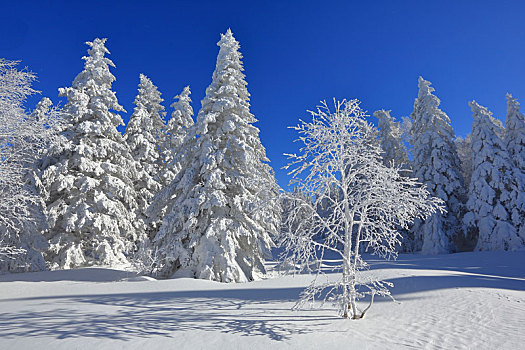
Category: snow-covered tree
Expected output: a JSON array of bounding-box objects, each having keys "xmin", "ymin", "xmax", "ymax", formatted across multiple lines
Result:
[
  {"xmin": 506, "ymin": 93, "xmax": 525, "ymax": 169},
  {"xmin": 281, "ymin": 187, "xmax": 314, "ymax": 239},
  {"xmin": 161, "ymin": 85, "xmax": 194, "ymax": 185},
  {"xmin": 374, "ymin": 109, "xmax": 414, "ymax": 251},
  {"xmin": 409, "ymin": 76, "xmax": 466, "ymax": 254},
  {"xmin": 454, "ymin": 134, "xmax": 473, "ymax": 189},
  {"xmin": 42, "ymin": 38, "xmax": 141, "ymax": 269},
  {"xmin": 0, "ymin": 60, "xmax": 60, "ymax": 273},
  {"xmin": 374, "ymin": 109, "xmax": 410, "ymax": 170},
  {"xmin": 464, "ymin": 101, "xmax": 525, "ymax": 251},
  {"xmin": 124, "ymin": 74, "xmax": 166, "ymax": 239},
  {"xmin": 281, "ymin": 99, "xmax": 443, "ymax": 319},
  {"xmin": 504, "ymin": 94, "xmax": 525, "ymax": 241},
  {"xmin": 150, "ymin": 29, "xmax": 280, "ymax": 282},
  {"xmin": 145, "ymin": 86, "xmax": 195, "ymax": 241}
]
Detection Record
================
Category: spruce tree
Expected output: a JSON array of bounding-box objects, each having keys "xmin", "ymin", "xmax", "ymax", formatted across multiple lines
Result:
[
  {"xmin": 374, "ymin": 109, "xmax": 413, "ymax": 251},
  {"xmin": 374, "ymin": 109, "xmax": 410, "ymax": 170},
  {"xmin": 151, "ymin": 29, "xmax": 280, "ymax": 282},
  {"xmin": 464, "ymin": 101, "xmax": 524, "ymax": 251},
  {"xmin": 146, "ymin": 86, "xmax": 195, "ymax": 234},
  {"xmin": 409, "ymin": 77, "xmax": 466, "ymax": 253},
  {"xmin": 454, "ymin": 134, "xmax": 473, "ymax": 189},
  {"xmin": 504, "ymin": 94, "xmax": 525, "ymax": 245},
  {"xmin": 42, "ymin": 38, "xmax": 141, "ymax": 269},
  {"xmin": 161, "ymin": 86, "xmax": 194, "ymax": 185},
  {"xmin": 125, "ymin": 74, "xmax": 166, "ymax": 238}
]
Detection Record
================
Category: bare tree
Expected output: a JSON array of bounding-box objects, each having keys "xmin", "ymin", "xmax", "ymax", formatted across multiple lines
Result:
[{"xmin": 281, "ymin": 99, "xmax": 443, "ymax": 319}]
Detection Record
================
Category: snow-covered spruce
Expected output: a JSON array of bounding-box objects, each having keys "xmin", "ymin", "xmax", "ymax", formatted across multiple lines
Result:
[
  {"xmin": 454, "ymin": 134, "xmax": 473, "ymax": 190},
  {"xmin": 0, "ymin": 59, "xmax": 60, "ymax": 273},
  {"xmin": 151, "ymin": 29, "xmax": 280, "ymax": 282},
  {"xmin": 409, "ymin": 77, "xmax": 466, "ymax": 254},
  {"xmin": 281, "ymin": 99, "xmax": 443, "ymax": 319},
  {"xmin": 504, "ymin": 94, "xmax": 525, "ymax": 239},
  {"xmin": 374, "ymin": 109, "xmax": 410, "ymax": 171},
  {"xmin": 124, "ymin": 74, "xmax": 166, "ymax": 239},
  {"xmin": 506, "ymin": 93, "xmax": 525, "ymax": 170},
  {"xmin": 374, "ymin": 109, "xmax": 413, "ymax": 251},
  {"xmin": 42, "ymin": 38, "xmax": 141, "ymax": 269},
  {"xmin": 145, "ymin": 86, "xmax": 195, "ymax": 244},
  {"xmin": 161, "ymin": 85, "xmax": 194, "ymax": 186},
  {"xmin": 464, "ymin": 101, "xmax": 525, "ymax": 251}
]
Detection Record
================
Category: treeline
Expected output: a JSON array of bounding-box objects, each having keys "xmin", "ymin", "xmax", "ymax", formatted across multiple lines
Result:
[
  {"xmin": 1, "ymin": 30, "xmax": 524, "ymax": 280},
  {"xmin": 1, "ymin": 30, "xmax": 279, "ymax": 281},
  {"xmin": 371, "ymin": 77, "xmax": 525, "ymax": 253}
]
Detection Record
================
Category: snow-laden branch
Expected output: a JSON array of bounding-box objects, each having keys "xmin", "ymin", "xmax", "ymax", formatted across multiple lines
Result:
[{"xmin": 280, "ymin": 98, "xmax": 444, "ymax": 319}]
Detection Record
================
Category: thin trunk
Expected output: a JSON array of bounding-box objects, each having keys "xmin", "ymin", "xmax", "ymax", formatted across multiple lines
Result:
[
  {"xmin": 350, "ymin": 219, "xmax": 365, "ymax": 319},
  {"xmin": 342, "ymin": 218, "xmax": 351, "ymax": 318},
  {"xmin": 341, "ymin": 173, "xmax": 353, "ymax": 319}
]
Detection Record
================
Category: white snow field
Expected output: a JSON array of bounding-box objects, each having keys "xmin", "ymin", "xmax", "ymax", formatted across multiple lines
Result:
[{"xmin": 1, "ymin": 251, "xmax": 524, "ymax": 349}]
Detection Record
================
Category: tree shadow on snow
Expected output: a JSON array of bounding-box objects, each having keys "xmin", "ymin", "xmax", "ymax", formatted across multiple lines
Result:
[
  {"xmin": 0, "ymin": 287, "xmax": 339, "ymax": 341},
  {"xmin": 1, "ymin": 251, "xmax": 523, "ymax": 341},
  {"xmin": 0, "ymin": 267, "xmax": 142, "ymax": 283}
]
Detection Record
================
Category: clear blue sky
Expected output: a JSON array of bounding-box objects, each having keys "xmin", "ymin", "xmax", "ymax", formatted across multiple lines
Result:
[{"xmin": 3, "ymin": 0, "xmax": 524, "ymax": 187}]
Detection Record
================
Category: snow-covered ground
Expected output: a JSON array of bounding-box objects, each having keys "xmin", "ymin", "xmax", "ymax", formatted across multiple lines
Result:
[{"xmin": 1, "ymin": 251, "xmax": 524, "ymax": 349}]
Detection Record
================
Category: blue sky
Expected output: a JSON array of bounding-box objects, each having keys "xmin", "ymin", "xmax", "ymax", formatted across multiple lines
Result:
[{"xmin": 3, "ymin": 0, "xmax": 524, "ymax": 187}]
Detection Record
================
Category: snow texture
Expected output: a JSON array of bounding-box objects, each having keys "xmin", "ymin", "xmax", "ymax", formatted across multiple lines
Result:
[
  {"xmin": 1, "ymin": 251, "xmax": 523, "ymax": 349},
  {"xmin": 42, "ymin": 38, "xmax": 141, "ymax": 269},
  {"xmin": 409, "ymin": 77, "xmax": 466, "ymax": 254},
  {"xmin": 150, "ymin": 29, "xmax": 280, "ymax": 282}
]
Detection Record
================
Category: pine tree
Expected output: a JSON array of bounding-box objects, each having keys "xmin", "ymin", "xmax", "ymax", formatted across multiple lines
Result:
[
  {"xmin": 374, "ymin": 109, "xmax": 410, "ymax": 170},
  {"xmin": 161, "ymin": 86, "xmax": 194, "ymax": 185},
  {"xmin": 454, "ymin": 134, "xmax": 473, "ymax": 189},
  {"xmin": 464, "ymin": 101, "xmax": 524, "ymax": 251},
  {"xmin": 505, "ymin": 94, "xmax": 525, "ymax": 172},
  {"xmin": 145, "ymin": 86, "xmax": 194, "ymax": 235},
  {"xmin": 504, "ymin": 94, "xmax": 525, "ymax": 246},
  {"xmin": 375, "ymin": 109, "xmax": 413, "ymax": 251},
  {"xmin": 409, "ymin": 77, "xmax": 466, "ymax": 254},
  {"xmin": 42, "ymin": 38, "xmax": 141, "ymax": 269},
  {"xmin": 124, "ymin": 74, "xmax": 166, "ymax": 239},
  {"xmin": 151, "ymin": 29, "xmax": 280, "ymax": 282}
]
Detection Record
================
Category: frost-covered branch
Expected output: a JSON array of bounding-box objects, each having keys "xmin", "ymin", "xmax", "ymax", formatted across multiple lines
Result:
[
  {"xmin": 281, "ymin": 98, "xmax": 443, "ymax": 319},
  {"xmin": 0, "ymin": 59, "xmax": 62, "ymax": 273}
]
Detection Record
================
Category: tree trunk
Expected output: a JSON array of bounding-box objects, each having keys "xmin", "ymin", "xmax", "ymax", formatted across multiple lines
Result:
[
  {"xmin": 341, "ymin": 177, "xmax": 354, "ymax": 319},
  {"xmin": 342, "ymin": 253, "xmax": 350, "ymax": 318},
  {"xmin": 349, "ymin": 220, "xmax": 365, "ymax": 319}
]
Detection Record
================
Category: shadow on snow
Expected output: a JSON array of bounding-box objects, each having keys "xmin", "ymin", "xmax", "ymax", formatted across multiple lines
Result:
[
  {"xmin": 0, "ymin": 287, "xmax": 336, "ymax": 341},
  {"xmin": 0, "ymin": 251, "xmax": 523, "ymax": 341}
]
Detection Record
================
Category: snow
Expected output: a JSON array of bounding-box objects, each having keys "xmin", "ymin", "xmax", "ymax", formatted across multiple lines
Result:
[{"xmin": 1, "ymin": 251, "xmax": 524, "ymax": 349}]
